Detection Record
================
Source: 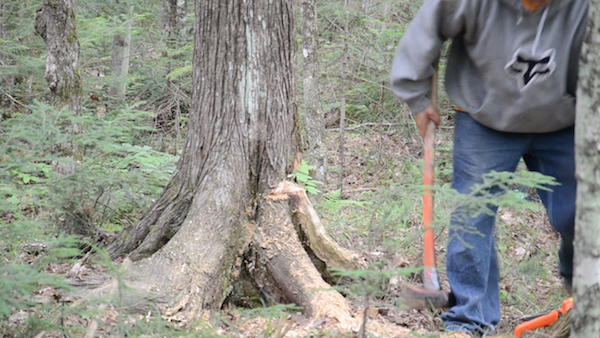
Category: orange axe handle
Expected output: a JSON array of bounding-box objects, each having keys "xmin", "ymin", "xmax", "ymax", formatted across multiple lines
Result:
[{"xmin": 422, "ymin": 62, "xmax": 439, "ymax": 291}]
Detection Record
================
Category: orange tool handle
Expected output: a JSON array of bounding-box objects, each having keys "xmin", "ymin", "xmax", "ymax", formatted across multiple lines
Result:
[
  {"xmin": 422, "ymin": 122, "xmax": 436, "ymax": 269},
  {"xmin": 422, "ymin": 61, "xmax": 439, "ymax": 291},
  {"xmin": 514, "ymin": 298, "xmax": 573, "ymax": 338},
  {"xmin": 514, "ymin": 311, "xmax": 560, "ymax": 338}
]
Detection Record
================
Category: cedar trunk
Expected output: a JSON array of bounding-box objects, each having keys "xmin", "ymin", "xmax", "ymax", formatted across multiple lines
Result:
[
  {"xmin": 572, "ymin": 2, "xmax": 600, "ymax": 336},
  {"xmin": 108, "ymin": 0, "xmax": 359, "ymax": 324}
]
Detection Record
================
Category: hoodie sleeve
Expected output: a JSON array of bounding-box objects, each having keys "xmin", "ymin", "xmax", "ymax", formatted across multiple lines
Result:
[{"xmin": 390, "ymin": 0, "xmax": 470, "ymax": 114}]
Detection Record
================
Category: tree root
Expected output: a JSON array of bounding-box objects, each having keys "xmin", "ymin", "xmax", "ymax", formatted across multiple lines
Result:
[
  {"xmin": 256, "ymin": 195, "xmax": 357, "ymax": 330},
  {"xmin": 267, "ymin": 181, "xmax": 366, "ymax": 271}
]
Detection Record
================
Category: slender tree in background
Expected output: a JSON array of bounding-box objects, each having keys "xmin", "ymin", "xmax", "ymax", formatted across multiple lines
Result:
[
  {"xmin": 161, "ymin": 0, "xmax": 187, "ymax": 48},
  {"xmin": 337, "ymin": 0, "xmax": 351, "ymax": 193},
  {"xmin": 362, "ymin": 0, "xmax": 377, "ymax": 29},
  {"xmin": 108, "ymin": 0, "xmax": 360, "ymax": 323},
  {"xmin": 300, "ymin": 0, "xmax": 327, "ymax": 185},
  {"xmin": 34, "ymin": 0, "xmax": 83, "ymax": 176},
  {"xmin": 109, "ymin": 1, "xmax": 132, "ymax": 99},
  {"xmin": 34, "ymin": 0, "xmax": 82, "ymax": 114},
  {"xmin": 362, "ymin": 0, "xmax": 376, "ymax": 14},
  {"xmin": 162, "ymin": 0, "xmax": 188, "ymax": 89},
  {"xmin": 572, "ymin": 3, "xmax": 600, "ymax": 336},
  {"xmin": 158, "ymin": 0, "xmax": 189, "ymax": 137},
  {"xmin": 0, "ymin": 3, "xmax": 10, "ymax": 110}
]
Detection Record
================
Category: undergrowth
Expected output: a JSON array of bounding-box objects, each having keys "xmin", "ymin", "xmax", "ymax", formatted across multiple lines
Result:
[{"xmin": 0, "ymin": 0, "xmax": 572, "ymax": 337}]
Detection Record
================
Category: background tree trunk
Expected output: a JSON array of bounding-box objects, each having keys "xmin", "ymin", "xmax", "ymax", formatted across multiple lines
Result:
[
  {"xmin": 34, "ymin": 0, "xmax": 83, "ymax": 177},
  {"xmin": 337, "ymin": 0, "xmax": 351, "ymax": 193},
  {"xmin": 300, "ymin": 0, "xmax": 327, "ymax": 185},
  {"xmin": 572, "ymin": 3, "xmax": 600, "ymax": 337},
  {"xmin": 161, "ymin": 0, "xmax": 187, "ymax": 44},
  {"xmin": 0, "ymin": 3, "xmax": 11, "ymax": 110},
  {"xmin": 109, "ymin": 2, "xmax": 132, "ymax": 99},
  {"xmin": 158, "ymin": 0, "xmax": 188, "ymax": 137},
  {"xmin": 34, "ymin": 0, "xmax": 82, "ymax": 114},
  {"xmin": 110, "ymin": 0, "xmax": 356, "ymax": 325}
]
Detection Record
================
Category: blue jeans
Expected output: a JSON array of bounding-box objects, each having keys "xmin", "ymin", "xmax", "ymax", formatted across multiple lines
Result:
[{"xmin": 441, "ymin": 112, "xmax": 576, "ymax": 335}]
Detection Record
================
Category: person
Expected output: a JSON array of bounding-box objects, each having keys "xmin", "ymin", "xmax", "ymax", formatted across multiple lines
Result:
[{"xmin": 390, "ymin": 0, "xmax": 588, "ymax": 337}]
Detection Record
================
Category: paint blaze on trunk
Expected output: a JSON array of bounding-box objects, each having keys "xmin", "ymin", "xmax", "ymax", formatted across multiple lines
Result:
[{"xmin": 107, "ymin": 0, "xmax": 360, "ymax": 327}]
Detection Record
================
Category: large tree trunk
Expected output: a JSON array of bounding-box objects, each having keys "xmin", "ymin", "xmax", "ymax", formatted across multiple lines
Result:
[
  {"xmin": 300, "ymin": 0, "xmax": 327, "ymax": 185},
  {"xmin": 572, "ymin": 3, "xmax": 600, "ymax": 337},
  {"xmin": 108, "ymin": 0, "xmax": 360, "ymax": 325}
]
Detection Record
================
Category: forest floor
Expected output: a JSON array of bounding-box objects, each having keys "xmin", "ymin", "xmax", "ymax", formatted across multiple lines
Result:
[
  {"xmin": 311, "ymin": 120, "xmax": 570, "ymax": 337},
  {"xmin": 6, "ymin": 117, "xmax": 571, "ymax": 338}
]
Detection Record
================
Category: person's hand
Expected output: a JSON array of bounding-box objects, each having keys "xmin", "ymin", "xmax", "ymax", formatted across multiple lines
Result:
[{"xmin": 414, "ymin": 104, "xmax": 441, "ymax": 138}]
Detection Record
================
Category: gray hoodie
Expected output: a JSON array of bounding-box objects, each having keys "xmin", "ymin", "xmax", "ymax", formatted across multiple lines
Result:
[{"xmin": 390, "ymin": 0, "xmax": 588, "ymax": 133}]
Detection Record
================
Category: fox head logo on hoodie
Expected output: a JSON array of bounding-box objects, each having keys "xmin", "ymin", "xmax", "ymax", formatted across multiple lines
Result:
[{"xmin": 505, "ymin": 48, "xmax": 556, "ymax": 90}]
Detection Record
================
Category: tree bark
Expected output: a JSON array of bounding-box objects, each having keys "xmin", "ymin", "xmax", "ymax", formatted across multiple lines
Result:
[
  {"xmin": 0, "ymin": 3, "xmax": 11, "ymax": 110},
  {"xmin": 108, "ymin": 0, "xmax": 358, "ymax": 326},
  {"xmin": 109, "ymin": 2, "xmax": 132, "ymax": 99},
  {"xmin": 572, "ymin": 3, "xmax": 600, "ymax": 337},
  {"xmin": 34, "ymin": 0, "xmax": 82, "ymax": 114},
  {"xmin": 337, "ymin": 0, "xmax": 351, "ymax": 193},
  {"xmin": 161, "ymin": 0, "xmax": 187, "ymax": 42},
  {"xmin": 300, "ymin": 0, "xmax": 327, "ymax": 185},
  {"xmin": 362, "ymin": 0, "xmax": 376, "ymax": 17},
  {"xmin": 34, "ymin": 0, "xmax": 83, "ymax": 177},
  {"xmin": 158, "ymin": 0, "xmax": 188, "ymax": 132}
]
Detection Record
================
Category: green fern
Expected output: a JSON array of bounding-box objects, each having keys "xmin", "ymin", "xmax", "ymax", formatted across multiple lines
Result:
[{"xmin": 291, "ymin": 160, "xmax": 324, "ymax": 195}]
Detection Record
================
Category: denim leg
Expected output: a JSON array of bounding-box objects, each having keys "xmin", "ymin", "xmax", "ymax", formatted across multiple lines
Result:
[
  {"xmin": 442, "ymin": 113, "xmax": 526, "ymax": 334},
  {"xmin": 523, "ymin": 126, "xmax": 576, "ymax": 286}
]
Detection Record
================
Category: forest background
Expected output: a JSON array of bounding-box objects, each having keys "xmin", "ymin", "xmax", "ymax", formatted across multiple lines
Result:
[{"xmin": 0, "ymin": 0, "xmax": 598, "ymax": 337}]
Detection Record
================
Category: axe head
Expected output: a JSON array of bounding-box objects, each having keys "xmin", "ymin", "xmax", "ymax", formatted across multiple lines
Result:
[{"xmin": 399, "ymin": 285, "xmax": 455, "ymax": 310}]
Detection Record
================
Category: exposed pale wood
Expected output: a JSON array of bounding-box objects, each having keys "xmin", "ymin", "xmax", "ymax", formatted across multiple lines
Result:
[
  {"xmin": 255, "ymin": 198, "xmax": 356, "ymax": 328},
  {"xmin": 267, "ymin": 181, "xmax": 365, "ymax": 271}
]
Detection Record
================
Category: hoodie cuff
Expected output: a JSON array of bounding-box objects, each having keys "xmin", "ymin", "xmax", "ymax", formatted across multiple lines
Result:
[{"xmin": 406, "ymin": 96, "xmax": 432, "ymax": 115}]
